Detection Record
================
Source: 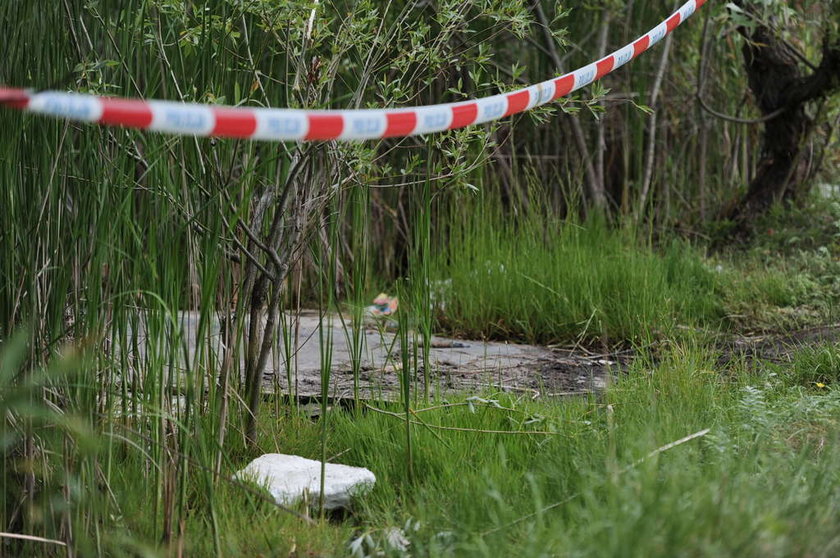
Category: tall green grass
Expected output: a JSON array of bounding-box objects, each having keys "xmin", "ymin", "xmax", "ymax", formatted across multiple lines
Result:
[
  {"xmin": 8, "ymin": 334, "xmax": 833, "ymax": 556},
  {"xmin": 1, "ymin": 1, "xmax": 837, "ymax": 556},
  {"xmin": 251, "ymin": 340, "xmax": 840, "ymax": 557},
  {"xmin": 431, "ymin": 197, "xmax": 724, "ymax": 344}
]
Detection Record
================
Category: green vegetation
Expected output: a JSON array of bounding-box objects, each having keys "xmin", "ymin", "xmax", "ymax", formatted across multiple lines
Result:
[
  {"xmin": 777, "ymin": 343, "xmax": 840, "ymax": 390},
  {"xmin": 1, "ymin": 0, "xmax": 839, "ymax": 556},
  {"xmin": 432, "ymin": 201, "xmax": 723, "ymax": 344},
  {"xmin": 324, "ymin": 343, "xmax": 840, "ymax": 558},
  {"xmin": 426, "ymin": 192, "xmax": 840, "ymax": 344},
  {"xmin": 7, "ymin": 335, "xmax": 840, "ymax": 556}
]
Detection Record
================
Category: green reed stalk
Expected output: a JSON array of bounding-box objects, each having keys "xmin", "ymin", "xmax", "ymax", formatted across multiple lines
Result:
[
  {"xmin": 414, "ymin": 161, "xmax": 434, "ymax": 403},
  {"xmin": 351, "ymin": 184, "xmax": 370, "ymax": 408},
  {"xmin": 396, "ymin": 281, "xmax": 415, "ymax": 482},
  {"xmin": 317, "ymin": 195, "xmax": 340, "ymax": 517},
  {"xmin": 338, "ymin": 183, "xmax": 370, "ymax": 411}
]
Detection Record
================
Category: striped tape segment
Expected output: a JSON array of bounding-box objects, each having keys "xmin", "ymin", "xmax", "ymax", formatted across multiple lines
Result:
[{"xmin": 0, "ymin": 0, "xmax": 705, "ymax": 142}]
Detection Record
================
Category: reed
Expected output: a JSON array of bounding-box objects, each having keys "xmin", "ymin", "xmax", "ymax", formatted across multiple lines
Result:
[{"xmin": 0, "ymin": 0, "xmax": 837, "ymax": 555}]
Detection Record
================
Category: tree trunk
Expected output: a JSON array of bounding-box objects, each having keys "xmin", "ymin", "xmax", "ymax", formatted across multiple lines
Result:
[
  {"xmin": 727, "ymin": 3, "xmax": 840, "ymax": 225},
  {"xmin": 729, "ymin": 26, "xmax": 811, "ymax": 220}
]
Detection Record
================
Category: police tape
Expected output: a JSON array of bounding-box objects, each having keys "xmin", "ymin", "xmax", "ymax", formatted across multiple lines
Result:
[{"xmin": 0, "ymin": 0, "xmax": 705, "ymax": 142}]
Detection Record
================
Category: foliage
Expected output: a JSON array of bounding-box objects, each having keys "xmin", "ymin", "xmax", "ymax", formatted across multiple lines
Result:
[
  {"xmin": 272, "ymin": 340, "xmax": 840, "ymax": 558},
  {"xmin": 776, "ymin": 342, "xmax": 840, "ymax": 389},
  {"xmin": 428, "ymin": 201, "xmax": 725, "ymax": 344},
  {"xmin": 711, "ymin": 195, "xmax": 840, "ymax": 330},
  {"xmin": 1, "ymin": 0, "xmax": 839, "ymax": 555}
]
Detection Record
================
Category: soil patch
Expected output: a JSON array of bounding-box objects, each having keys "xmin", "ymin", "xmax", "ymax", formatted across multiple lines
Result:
[
  {"xmin": 134, "ymin": 311, "xmax": 627, "ymax": 400},
  {"xmin": 717, "ymin": 323, "xmax": 840, "ymax": 366}
]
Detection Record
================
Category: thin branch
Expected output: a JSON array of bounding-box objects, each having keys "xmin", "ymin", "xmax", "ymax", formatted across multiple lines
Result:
[
  {"xmin": 635, "ymin": 26, "xmax": 674, "ymax": 221},
  {"xmin": 531, "ymin": 0, "xmax": 606, "ymax": 211},
  {"xmin": 781, "ymin": 39, "xmax": 818, "ymax": 72},
  {"xmin": 0, "ymin": 532, "xmax": 66, "ymax": 547},
  {"xmin": 696, "ymin": 93, "xmax": 787, "ymax": 124}
]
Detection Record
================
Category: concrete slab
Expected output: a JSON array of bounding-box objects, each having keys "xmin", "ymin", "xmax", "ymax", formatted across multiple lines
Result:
[{"xmin": 124, "ymin": 310, "xmax": 619, "ymax": 399}]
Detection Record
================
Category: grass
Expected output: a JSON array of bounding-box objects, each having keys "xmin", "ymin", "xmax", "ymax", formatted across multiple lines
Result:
[
  {"xmin": 427, "ymin": 191, "xmax": 840, "ymax": 345},
  {"xmin": 775, "ymin": 343, "xmax": 840, "ymax": 390},
  {"xmin": 431, "ymin": 198, "xmax": 723, "ymax": 345},
  {"xmin": 321, "ymin": 341, "xmax": 840, "ymax": 557},
  {"xmin": 4, "ymin": 173, "xmax": 840, "ymax": 555},
  {"xmin": 13, "ymin": 337, "xmax": 836, "ymax": 557},
  {"xmin": 2, "ymin": 1, "xmax": 839, "ymax": 556},
  {"xmin": 712, "ymin": 199, "xmax": 840, "ymax": 332}
]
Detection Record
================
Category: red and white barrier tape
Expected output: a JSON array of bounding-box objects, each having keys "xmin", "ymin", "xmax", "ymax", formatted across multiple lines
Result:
[{"xmin": 0, "ymin": 0, "xmax": 705, "ymax": 142}]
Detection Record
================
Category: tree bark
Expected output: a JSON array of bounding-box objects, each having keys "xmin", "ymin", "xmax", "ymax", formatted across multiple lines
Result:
[{"xmin": 727, "ymin": 2, "xmax": 840, "ymax": 224}]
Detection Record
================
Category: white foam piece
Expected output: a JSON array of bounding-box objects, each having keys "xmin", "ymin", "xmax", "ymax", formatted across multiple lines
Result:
[{"xmin": 236, "ymin": 453, "xmax": 376, "ymax": 510}]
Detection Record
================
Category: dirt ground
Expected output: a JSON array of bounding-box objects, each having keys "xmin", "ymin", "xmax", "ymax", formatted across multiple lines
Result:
[
  {"xmin": 131, "ymin": 312, "xmax": 840, "ymax": 402},
  {"xmin": 136, "ymin": 311, "xmax": 625, "ymax": 400},
  {"xmin": 717, "ymin": 323, "xmax": 840, "ymax": 366}
]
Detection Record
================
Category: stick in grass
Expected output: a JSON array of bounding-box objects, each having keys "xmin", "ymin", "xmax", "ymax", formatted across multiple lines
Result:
[{"xmin": 0, "ymin": 532, "xmax": 67, "ymax": 546}]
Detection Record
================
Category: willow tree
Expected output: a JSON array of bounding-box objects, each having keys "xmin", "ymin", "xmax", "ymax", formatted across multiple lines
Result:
[{"xmin": 723, "ymin": 1, "xmax": 840, "ymax": 224}]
